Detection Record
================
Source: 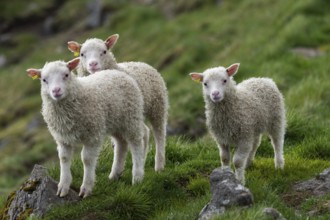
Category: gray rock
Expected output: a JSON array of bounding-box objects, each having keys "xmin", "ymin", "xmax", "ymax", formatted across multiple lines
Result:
[
  {"xmin": 293, "ymin": 167, "xmax": 330, "ymax": 197},
  {"xmin": 263, "ymin": 207, "xmax": 286, "ymax": 220},
  {"xmin": 86, "ymin": 0, "xmax": 103, "ymax": 28},
  {"xmin": 0, "ymin": 139, "xmax": 9, "ymax": 150},
  {"xmin": 43, "ymin": 16, "xmax": 55, "ymax": 36},
  {"xmin": 291, "ymin": 47, "xmax": 324, "ymax": 58},
  {"xmin": 26, "ymin": 115, "xmax": 43, "ymax": 132},
  {"xmin": 2, "ymin": 165, "xmax": 80, "ymax": 219},
  {"xmin": 0, "ymin": 54, "xmax": 7, "ymax": 68},
  {"xmin": 198, "ymin": 167, "xmax": 254, "ymax": 220}
]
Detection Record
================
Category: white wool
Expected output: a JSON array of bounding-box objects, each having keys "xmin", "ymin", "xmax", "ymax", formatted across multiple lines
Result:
[
  {"xmin": 73, "ymin": 36, "xmax": 169, "ymax": 171},
  {"xmin": 33, "ymin": 60, "xmax": 147, "ymax": 198},
  {"xmin": 194, "ymin": 65, "xmax": 286, "ymax": 184}
]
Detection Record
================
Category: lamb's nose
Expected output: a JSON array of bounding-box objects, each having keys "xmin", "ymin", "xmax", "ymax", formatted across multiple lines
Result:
[
  {"xmin": 89, "ymin": 61, "xmax": 98, "ymax": 67},
  {"xmin": 52, "ymin": 87, "xmax": 61, "ymax": 94},
  {"xmin": 212, "ymin": 91, "xmax": 220, "ymax": 96}
]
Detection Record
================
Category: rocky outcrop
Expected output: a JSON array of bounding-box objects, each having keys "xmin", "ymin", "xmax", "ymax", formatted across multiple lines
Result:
[
  {"xmin": 0, "ymin": 165, "xmax": 80, "ymax": 219},
  {"xmin": 282, "ymin": 167, "xmax": 330, "ymax": 217},
  {"xmin": 198, "ymin": 167, "xmax": 254, "ymax": 220},
  {"xmin": 293, "ymin": 168, "xmax": 330, "ymax": 196}
]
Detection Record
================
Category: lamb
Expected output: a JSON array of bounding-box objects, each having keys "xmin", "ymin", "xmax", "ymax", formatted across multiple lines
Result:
[
  {"xmin": 190, "ymin": 63, "xmax": 286, "ymax": 184},
  {"xmin": 26, "ymin": 58, "xmax": 147, "ymax": 198},
  {"xmin": 67, "ymin": 34, "xmax": 168, "ymax": 171}
]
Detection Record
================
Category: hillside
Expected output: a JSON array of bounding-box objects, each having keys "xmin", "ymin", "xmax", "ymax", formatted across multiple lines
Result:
[{"xmin": 1, "ymin": 0, "xmax": 330, "ymax": 219}]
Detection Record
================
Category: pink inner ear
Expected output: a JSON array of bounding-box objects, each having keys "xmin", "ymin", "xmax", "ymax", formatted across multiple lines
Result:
[
  {"xmin": 27, "ymin": 69, "xmax": 41, "ymax": 78},
  {"xmin": 190, "ymin": 73, "xmax": 203, "ymax": 82},
  {"xmin": 226, "ymin": 63, "xmax": 240, "ymax": 77},
  {"xmin": 105, "ymin": 34, "xmax": 119, "ymax": 49},
  {"xmin": 67, "ymin": 58, "xmax": 80, "ymax": 71},
  {"xmin": 67, "ymin": 41, "xmax": 81, "ymax": 53}
]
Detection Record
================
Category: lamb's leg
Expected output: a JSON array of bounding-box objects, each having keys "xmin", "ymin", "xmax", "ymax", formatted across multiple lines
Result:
[
  {"xmin": 269, "ymin": 131, "xmax": 285, "ymax": 169},
  {"xmin": 151, "ymin": 119, "xmax": 166, "ymax": 172},
  {"xmin": 246, "ymin": 135, "xmax": 262, "ymax": 167},
  {"xmin": 233, "ymin": 142, "xmax": 251, "ymax": 185},
  {"xmin": 109, "ymin": 137, "xmax": 128, "ymax": 181},
  {"xmin": 218, "ymin": 144, "xmax": 230, "ymax": 168},
  {"xmin": 57, "ymin": 144, "xmax": 73, "ymax": 197},
  {"xmin": 143, "ymin": 124, "xmax": 150, "ymax": 162},
  {"xmin": 128, "ymin": 139, "xmax": 145, "ymax": 184},
  {"xmin": 80, "ymin": 144, "xmax": 101, "ymax": 198}
]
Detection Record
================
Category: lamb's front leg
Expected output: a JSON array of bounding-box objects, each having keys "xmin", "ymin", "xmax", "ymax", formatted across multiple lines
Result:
[
  {"xmin": 57, "ymin": 144, "xmax": 74, "ymax": 197},
  {"xmin": 218, "ymin": 143, "xmax": 230, "ymax": 168},
  {"xmin": 80, "ymin": 144, "xmax": 101, "ymax": 198},
  {"xmin": 233, "ymin": 141, "xmax": 251, "ymax": 185}
]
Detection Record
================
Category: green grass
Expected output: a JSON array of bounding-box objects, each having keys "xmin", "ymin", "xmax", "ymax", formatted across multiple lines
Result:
[
  {"xmin": 1, "ymin": 0, "xmax": 330, "ymax": 219},
  {"xmin": 40, "ymin": 136, "xmax": 330, "ymax": 220}
]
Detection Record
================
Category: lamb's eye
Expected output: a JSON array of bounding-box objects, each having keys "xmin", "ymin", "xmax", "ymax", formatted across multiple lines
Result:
[
  {"xmin": 204, "ymin": 82, "xmax": 208, "ymax": 87},
  {"xmin": 65, "ymin": 74, "xmax": 69, "ymax": 78},
  {"xmin": 80, "ymin": 53, "xmax": 84, "ymax": 57},
  {"xmin": 103, "ymin": 50, "xmax": 106, "ymax": 54},
  {"xmin": 223, "ymin": 79, "xmax": 227, "ymax": 83},
  {"xmin": 42, "ymin": 79, "xmax": 48, "ymax": 84}
]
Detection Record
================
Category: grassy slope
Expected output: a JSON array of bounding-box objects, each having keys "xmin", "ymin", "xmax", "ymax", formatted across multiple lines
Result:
[{"xmin": 1, "ymin": 0, "xmax": 330, "ymax": 219}]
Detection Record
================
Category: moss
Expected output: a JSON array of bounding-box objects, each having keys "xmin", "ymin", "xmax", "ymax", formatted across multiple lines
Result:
[
  {"xmin": 0, "ymin": 180, "xmax": 39, "ymax": 219},
  {"xmin": 21, "ymin": 179, "xmax": 40, "ymax": 194},
  {"xmin": 0, "ymin": 191, "xmax": 16, "ymax": 219},
  {"xmin": 16, "ymin": 208, "xmax": 33, "ymax": 220}
]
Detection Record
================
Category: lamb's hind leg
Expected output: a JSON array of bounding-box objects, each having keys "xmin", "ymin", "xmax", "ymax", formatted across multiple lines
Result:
[
  {"xmin": 246, "ymin": 135, "xmax": 262, "ymax": 167},
  {"xmin": 143, "ymin": 123, "xmax": 150, "ymax": 162},
  {"xmin": 151, "ymin": 117, "xmax": 166, "ymax": 172},
  {"xmin": 128, "ymin": 139, "xmax": 145, "ymax": 184},
  {"xmin": 57, "ymin": 143, "xmax": 74, "ymax": 197},
  {"xmin": 269, "ymin": 130, "xmax": 285, "ymax": 169},
  {"xmin": 80, "ymin": 143, "xmax": 102, "ymax": 198},
  {"xmin": 109, "ymin": 136, "xmax": 128, "ymax": 181}
]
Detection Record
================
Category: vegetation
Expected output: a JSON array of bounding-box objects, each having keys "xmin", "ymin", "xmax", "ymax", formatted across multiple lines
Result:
[{"xmin": 0, "ymin": 0, "xmax": 330, "ymax": 219}]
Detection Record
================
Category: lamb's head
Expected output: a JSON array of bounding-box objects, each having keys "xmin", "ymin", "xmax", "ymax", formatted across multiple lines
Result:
[
  {"xmin": 26, "ymin": 58, "xmax": 80, "ymax": 101},
  {"xmin": 190, "ymin": 63, "xmax": 240, "ymax": 103},
  {"xmin": 67, "ymin": 34, "xmax": 118, "ymax": 74}
]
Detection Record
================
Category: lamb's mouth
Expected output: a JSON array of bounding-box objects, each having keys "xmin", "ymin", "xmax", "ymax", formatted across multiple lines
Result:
[
  {"xmin": 211, "ymin": 96, "xmax": 222, "ymax": 103},
  {"xmin": 52, "ymin": 93, "xmax": 63, "ymax": 100},
  {"xmin": 89, "ymin": 68, "xmax": 101, "ymax": 74}
]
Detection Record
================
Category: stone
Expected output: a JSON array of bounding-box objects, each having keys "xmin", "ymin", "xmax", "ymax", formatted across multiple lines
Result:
[
  {"xmin": 263, "ymin": 207, "xmax": 286, "ymax": 220},
  {"xmin": 293, "ymin": 167, "xmax": 330, "ymax": 197},
  {"xmin": 43, "ymin": 16, "xmax": 55, "ymax": 36},
  {"xmin": 198, "ymin": 167, "xmax": 254, "ymax": 220},
  {"xmin": 290, "ymin": 47, "xmax": 324, "ymax": 58},
  {"xmin": 0, "ymin": 54, "xmax": 7, "ymax": 68},
  {"xmin": 1, "ymin": 165, "xmax": 80, "ymax": 219},
  {"xmin": 86, "ymin": 0, "xmax": 103, "ymax": 28}
]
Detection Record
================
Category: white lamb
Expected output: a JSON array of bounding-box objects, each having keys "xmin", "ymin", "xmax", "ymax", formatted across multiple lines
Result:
[
  {"xmin": 190, "ymin": 63, "xmax": 286, "ymax": 184},
  {"xmin": 67, "ymin": 34, "xmax": 168, "ymax": 171},
  {"xmin": 26, "ymin": 58, "xmax": 147, "ymax": 198}
]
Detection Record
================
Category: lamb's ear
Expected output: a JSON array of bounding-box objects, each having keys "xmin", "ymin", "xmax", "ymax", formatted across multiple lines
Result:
[
  {"xmin": 67, "ymin": 58, "xmax": 80, "ymax": 71},
  {"xmin": 26, "ymin": 68, "xmax": 41, "ymax": 80},
  {"xmin": 105, "ymin": 34, "xmax": 119, "ymax": 50},
  {"xmin": 67, "ymin": 41, "xmax": 81, "ymax": 57},
  {"xmin": 226, "ymin": 63, "xmax": 240, "ymax": 77},
  {"xmin": 189, "ymin": 73, "xmax": 203, "ymax": 83}
]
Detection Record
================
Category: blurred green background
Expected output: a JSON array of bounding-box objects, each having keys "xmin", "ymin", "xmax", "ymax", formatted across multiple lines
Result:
[{"xmin": 1, "ymin": 0, "xmax": 330, "ymax": 219}]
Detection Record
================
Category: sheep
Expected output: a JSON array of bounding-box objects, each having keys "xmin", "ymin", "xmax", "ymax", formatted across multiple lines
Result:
[
  {"xmin": 26, "ymin": 58, "xmax": 148, "ymax": 198},
  {"xmin": 189, "ymin": 63, "xmax": 286, "ymax": 184},
  {"xmin": 67, "ymin": 34, "xmax": 168, "ymax": 171}
]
